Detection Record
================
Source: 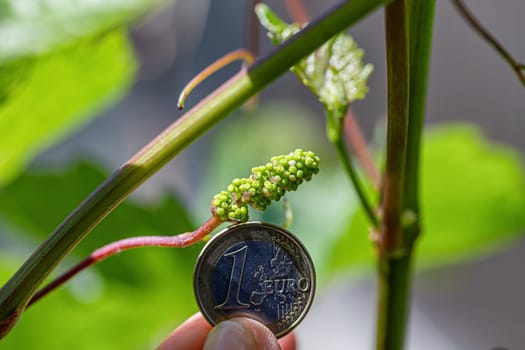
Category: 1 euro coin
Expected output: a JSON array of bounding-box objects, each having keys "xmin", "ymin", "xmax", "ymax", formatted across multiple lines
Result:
[{"xmin": 193, "ymin": 221, "xmax": 316, "ymax": 338}]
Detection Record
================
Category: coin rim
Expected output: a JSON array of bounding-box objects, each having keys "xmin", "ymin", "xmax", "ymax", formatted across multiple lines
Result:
[{"xmin": 193, "ymin": 221, "xmax": 316, "ymax": 338}]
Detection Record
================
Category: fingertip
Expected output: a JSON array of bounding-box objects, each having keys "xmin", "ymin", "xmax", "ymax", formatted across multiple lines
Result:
[
  {"xmin": 157, "ymin": 313, "xmax": 212, "ymax": 350},
  {"xmin": 279, "ymin": 332, "xmax": 297, "ymax": 350},
  {"xmin": 204, "ymin": 317, "xmax": 280, "ymax": 350}
]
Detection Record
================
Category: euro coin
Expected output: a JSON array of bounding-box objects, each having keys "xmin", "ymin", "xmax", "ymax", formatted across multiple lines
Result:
[{"xmin": 193, "ymin": 221, "xmax": 316, "ymax": 338}]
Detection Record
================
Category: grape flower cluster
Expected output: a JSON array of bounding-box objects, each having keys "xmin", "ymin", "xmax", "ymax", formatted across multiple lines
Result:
[{"xmin": 211, "ymin": 149, "xmax": 320, "ymax": 222}]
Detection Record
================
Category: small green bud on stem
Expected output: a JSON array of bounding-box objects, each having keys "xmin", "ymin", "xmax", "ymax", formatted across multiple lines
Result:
[{"xmin": 211, "ymin": 149, "xmax": 320, "ymax": 222}]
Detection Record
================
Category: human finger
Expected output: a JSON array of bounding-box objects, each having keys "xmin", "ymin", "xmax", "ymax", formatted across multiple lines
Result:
[
  {"xmin": 279, "ymin": 332, "xmax": 297, "ymax": 350},
  {"xmin": 203, "ymin": 317, "xmax": 280, "ymax": 350},
  {"xmin": 157, "ymin": 313, "xmax": 212, "ymax": 350}
]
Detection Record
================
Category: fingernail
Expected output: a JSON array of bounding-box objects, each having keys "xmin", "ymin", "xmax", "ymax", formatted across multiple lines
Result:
[{"xmin": 203, "ymin": 320, "xmax": 256, "ymax": 350}]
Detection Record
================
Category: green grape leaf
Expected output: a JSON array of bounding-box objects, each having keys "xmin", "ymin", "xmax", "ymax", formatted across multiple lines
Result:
[
  {"xmin": 0, "ymin": 0, "xmax": 170, "ymax": 185},
  {"xmin": 328, "ymin": 124, "xmax": 525, "ymax": 276},
  {"xmin": 0, "ymin": 30, "xmax": 135, "ymax": 185},
  {"xmin": 255, "ymin": 3, "xmax": 373, "ymax": 115},
  {"xmin": 0, "ymin": 160, "xmax": 200, "ymax": 349},
  {"xmin": 0, "ymin": 0, "xmax": 167, "ymax": 63}
]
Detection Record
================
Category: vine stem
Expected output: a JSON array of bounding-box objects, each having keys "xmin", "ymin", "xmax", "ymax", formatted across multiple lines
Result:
[
  {"xmin": 333, "ymin": 120, "xmax": 379, "ymax": 228},
  {"xmin": 344, "ymin": 109, "xmax": 381, "ymax": 189},
  {"xmin": 0, "ymin": 0, "xmax": 389, "ymax": 338},
  {"xmin": 247, "ymin": 0, "xmax": 261, "ymax": 57},
  {"xmin": 284, "ymin": 0, "xmax": 309, "ymax": 23},
  {"xmin": 380, "ymin": 0, "xmax": 409, "ymax": 255},
  {"xmin": 27, "ymin": 216, "xmax": 222, "ymax": 307},
  {"xmin": 376, "ymin": 0, "xmax": 410, "ymax": 347},
  {"xmin": 376, "ymin": 0, "xmax": 411, "ymax": 349},
  {"xmin": 283, "ymin": 198, "xmax": 293, "ymax": 230},
  {"xmin": 375, "ymin": 0, "xmax": 436, "ymax": 349},
  {"xmin": 450, "ymin": 0, "xmax": 525, "ymax": 87}
]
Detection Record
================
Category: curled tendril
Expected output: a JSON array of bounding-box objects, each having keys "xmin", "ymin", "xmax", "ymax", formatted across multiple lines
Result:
[{"xmin": 211, "ymin": 149, "xmax": 320, "ymax": 222}]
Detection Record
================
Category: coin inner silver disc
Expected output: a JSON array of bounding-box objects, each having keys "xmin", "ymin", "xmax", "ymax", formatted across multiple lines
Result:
[{"xmin": 193, "ymin": 221, "xmax": 316, "ymax": 338}]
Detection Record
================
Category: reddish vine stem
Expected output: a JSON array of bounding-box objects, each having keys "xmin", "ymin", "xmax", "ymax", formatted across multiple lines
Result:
[
  {"xmin": 284, "ymin": 0, "xmax": 310, "ymax": 24},
  {"xmin": 245, "ymin": 1, "xmax": 261, "ymax": 110},
  {"xmin": 27, "ymin": 216, "xmax": 223, "ymax": 307},
  {"xmin": 450, "ymin": 0, "xmax": 525, "ymax": 87},
  {"xmin": 248, "ymin": 0, "xmax": 261, "ymax": 57},
  {"xmin": 344, "ymin": 108, "xmax": 381, "ymax": 189}
]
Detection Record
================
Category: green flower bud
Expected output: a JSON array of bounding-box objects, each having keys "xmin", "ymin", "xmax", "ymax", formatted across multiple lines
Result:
[{"xmin": 210, "ymin": 149, "xmax": 320, "ymax": 222}]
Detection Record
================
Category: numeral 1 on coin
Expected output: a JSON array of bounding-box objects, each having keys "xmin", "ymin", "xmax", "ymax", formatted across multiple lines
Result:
[{"xmin": 215, "ymin": 245, "xmax": 250, "ymax": 310}]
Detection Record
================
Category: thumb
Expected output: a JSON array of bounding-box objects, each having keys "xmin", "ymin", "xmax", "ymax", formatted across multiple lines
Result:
[{"xmin": 203, "ymin": 317, "xmax": 281, "ymax": 350}]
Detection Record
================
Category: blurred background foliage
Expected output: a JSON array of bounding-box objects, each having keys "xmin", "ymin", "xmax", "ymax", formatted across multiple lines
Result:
[
  {"xmin": 0, "ymin": 0, "xmax": 524, "ymax": 349},
  {"xmin": 0, "ymin": 0, "xmax": 173, "ymax": 184}
]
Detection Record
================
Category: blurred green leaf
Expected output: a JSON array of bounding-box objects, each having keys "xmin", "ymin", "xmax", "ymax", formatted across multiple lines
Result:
[
  {"xmin": 0, "ymin": 0, "xmax": 167, "ymax": 62},
  {"xmin": 0, "ymin": 249, "xmax": 199, "ymax": 350},
  {"xmin": 0, "ymin": 159, "xmax": 197, "ymax": 284},
  {"xmin": 0, "ymin": 30, "xmax": 135, "ymax": 185},
  {"xmin": 328, "ymin": 124, "xmax": 525, "ymax": 275},
  {"xmin": 0, "ymin": 0, "xmax": 171, "ymax": 185},
  {"xmin": 0, "ymin": 160, "xmax": 201, "ymax": 349},
  {"xmin": 418, "ymin": 125, "xmax": 525, "ymax": 266}
]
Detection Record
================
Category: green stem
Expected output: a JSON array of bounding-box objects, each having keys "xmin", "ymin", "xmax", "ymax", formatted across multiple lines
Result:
[
  {"xmin": 381, "ymin": 0, "xmax": 410, "ymax": 255},
  {"xmin": 404, "ymin": 0, "xmax": 436, "ymax": 226},
  {"xmin": 0, "ymin": 0, "xmax": 388, "ymax": 338},
  {"xmin": 376, "ymin": 254, "xmax": 413, "ymax": 350},
  {"xmin": 344, "ymin": 109, "xmax": 381, "ymax": 189},
  {"xmin": 331, "ymin": 115, "xmax": 379, "ymax": 228},
  {"xmin": 375, "ymin": 0, "xmax": 436, "ymax": 349},
  {"xmin": 376, "ymin": 0, "xmax": 410, "ymax": 349}
]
